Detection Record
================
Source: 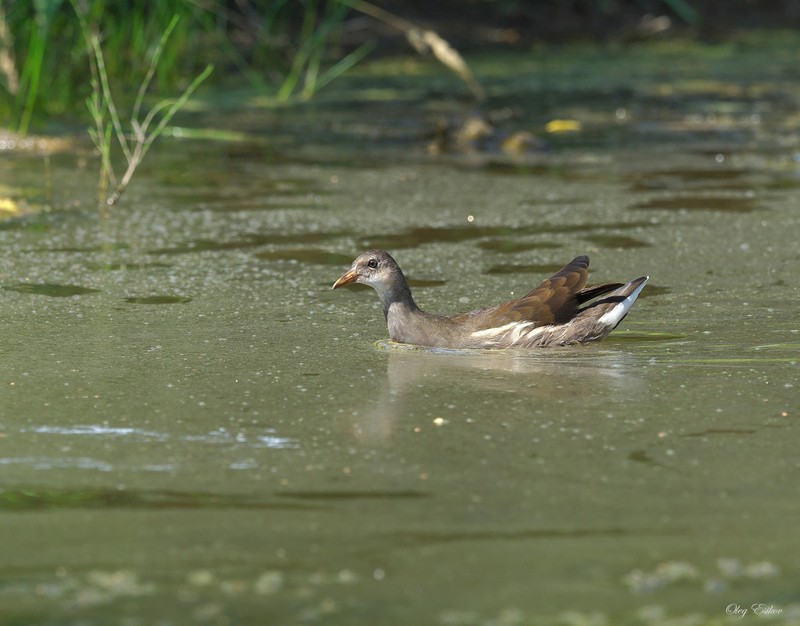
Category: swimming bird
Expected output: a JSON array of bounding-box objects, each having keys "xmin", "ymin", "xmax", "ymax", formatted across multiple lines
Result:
[{"xmin": 332, "ymin": 250, "xmax": 648, "ymax": 349}]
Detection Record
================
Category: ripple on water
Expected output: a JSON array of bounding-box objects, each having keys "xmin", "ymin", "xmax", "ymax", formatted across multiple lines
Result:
[
  {"xmin": 3, "ymin": 283, "xmax": 100, "ymax": 297},
  {"xmin": 19, "ymin": 424, "xmax": 299, "ymax": 449},
  {"xmin": 485, "ymin": 263, "xmax": 566, "ymax": 275},
  {"xmin": 150, "ymin": 231, "xmax": 348, "ymax": 255},
  {"xmin": 630, "ymin": 195, "xmax": 757, "ymax": 212},
  {"xmin": 477, "ymin": 239, "xmax": 562, "ymax": 253},
  {"xmin": 25, "ymin": 425, "xmax": 168, "ymax": 440},
  {"xmin": 124, "ymin": 295, "xmax": 193, "ymax": 304},
  {"xmin": 362, "ymin": 220, "xmax": 656, "ymax": 249},
  {"xmin": 254, "ymin": 248, "xmax": 354, "ymax": 265},
  {"xmin": 626, "ymin": 166, "xmax": 790, "ymax": 193},
  {"xmin": 183, "ymin": 429, "xmax": 300, "ymax": 449},
  {"xmin": 87, "ymin": 262, "xmax": 171, "ymax": 271},
  {"xmin": 583, "ymin": 234, "xmax": 652, "ymax": 248},
  {"xmin": 0, "ymin": 456, "xmax": 114, "ymax": 471},
  {"xmin": 0, "ymin": 488, "xmax": 323, "ymax": 511}
]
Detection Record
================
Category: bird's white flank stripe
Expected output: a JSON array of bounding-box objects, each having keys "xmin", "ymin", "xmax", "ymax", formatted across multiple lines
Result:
[
  {"xmin": 470, "ymin": 321, "xmax": 530, "ymax": 338},
  {"xmin": 471, "ymin": 321, "xmax": 547, "ymax": 345}
]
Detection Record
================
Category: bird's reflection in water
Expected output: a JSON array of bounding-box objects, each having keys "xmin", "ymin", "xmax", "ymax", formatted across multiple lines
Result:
[{"xmin": 347, "ymin": 341, "xmax": 647, "ymax": 444}]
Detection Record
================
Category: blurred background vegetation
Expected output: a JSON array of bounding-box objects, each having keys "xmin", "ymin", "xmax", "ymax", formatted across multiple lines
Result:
[{"xmin": 1, "ymin": 0, "xmax": 799, "ymax": 134}]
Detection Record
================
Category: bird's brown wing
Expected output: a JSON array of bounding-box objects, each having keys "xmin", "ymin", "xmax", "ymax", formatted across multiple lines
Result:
[{"xmin": 453, "ymin": 256, "xmax": 592, "ymax": 329}]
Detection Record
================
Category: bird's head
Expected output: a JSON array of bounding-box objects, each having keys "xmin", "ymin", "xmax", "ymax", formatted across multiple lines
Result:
[{"xmin": 332, "ymin": 249, "xmax": 403, "ymax": 292}]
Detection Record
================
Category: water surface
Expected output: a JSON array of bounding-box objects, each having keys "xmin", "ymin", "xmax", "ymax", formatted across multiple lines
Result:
[{"xmin": 1, "ymin": 37, "xmax": 799, "ymax": 625}]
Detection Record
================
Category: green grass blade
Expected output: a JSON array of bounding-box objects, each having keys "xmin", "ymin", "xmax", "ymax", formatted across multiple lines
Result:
[
  {"xmin": 132, "ymin": 14, "xmax": 180, "ymax": 123},
  {"xmin": 313, "ymin": 40, "xmax": 375, "ymax": 93}
]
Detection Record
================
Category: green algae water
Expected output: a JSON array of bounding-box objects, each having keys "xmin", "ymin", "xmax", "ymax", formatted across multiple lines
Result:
[{"xmin": 1, "ymin": 36, "xmax": 799, "ymax": 625}]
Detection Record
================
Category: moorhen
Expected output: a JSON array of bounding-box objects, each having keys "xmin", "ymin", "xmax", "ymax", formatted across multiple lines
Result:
[{"xmin": 332, "ymin": 250, "xmax": 648, "ymax": 349}]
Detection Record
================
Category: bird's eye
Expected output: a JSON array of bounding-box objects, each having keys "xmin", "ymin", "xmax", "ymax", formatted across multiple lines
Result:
[{"xmin": 367, "ymin": 258, "xmax": 378, "ymax": 269}]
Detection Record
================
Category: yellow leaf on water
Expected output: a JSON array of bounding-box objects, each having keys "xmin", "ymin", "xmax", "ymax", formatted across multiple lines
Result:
[
  {"xmin": 545, "ymin": 119, "xmax": 582, "ymax": 133},
  {"xmin": 0, "ymin": 197, "xmax": 20, "ymax": 215}
]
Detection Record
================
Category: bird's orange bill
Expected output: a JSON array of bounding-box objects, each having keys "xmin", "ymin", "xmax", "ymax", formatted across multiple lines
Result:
[{"xmin": 332, "ymin": 269, "xmax": 358, "ymax": 289}]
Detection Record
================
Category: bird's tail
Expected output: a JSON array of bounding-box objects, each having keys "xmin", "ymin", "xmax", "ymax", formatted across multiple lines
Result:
[{"xmin": 593, "ymin": 276, "xmax": 649, "ymax": 329}]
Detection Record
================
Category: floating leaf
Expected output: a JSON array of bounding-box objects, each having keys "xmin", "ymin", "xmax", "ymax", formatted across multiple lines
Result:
[
  {"xmin": 0, "ymin": 197, "xmax": 21, "ymax": 215},
  {"xmin": 545, "ymin": 119, "xmax": 582, "ymax": 133}
]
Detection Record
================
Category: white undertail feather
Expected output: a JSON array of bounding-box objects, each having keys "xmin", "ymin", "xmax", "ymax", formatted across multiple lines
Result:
[{"xmin": 597, "ymin": 276, "xmax": 649, "ymax": 328}]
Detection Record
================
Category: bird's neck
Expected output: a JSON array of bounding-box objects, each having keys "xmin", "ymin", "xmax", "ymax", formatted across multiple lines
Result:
[{"xmin": 374, "ymin": 279, "xmax": 420, "ymax": 320}]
